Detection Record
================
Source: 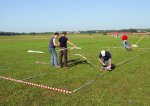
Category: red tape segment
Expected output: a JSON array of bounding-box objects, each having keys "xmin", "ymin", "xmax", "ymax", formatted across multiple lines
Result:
[{"xmin": 0, "ymin": 76, "xmax": 72, "ymax": 94}]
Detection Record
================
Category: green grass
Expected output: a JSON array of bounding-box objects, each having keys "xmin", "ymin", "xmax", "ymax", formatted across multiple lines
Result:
[{"xmin": 0, "ymin": 34, "xmax": 150, "ymax": 106}]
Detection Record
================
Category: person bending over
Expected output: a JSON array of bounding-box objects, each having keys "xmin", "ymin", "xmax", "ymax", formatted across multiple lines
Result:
[{"xmin": 99, "ymin": 50, "xmax": 112, "ymax": 71}]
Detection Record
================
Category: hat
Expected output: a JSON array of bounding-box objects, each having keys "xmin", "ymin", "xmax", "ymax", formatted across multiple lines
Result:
[{"xmin": 101, "ymin": 50, "xmax": 106, "ymax": 56}]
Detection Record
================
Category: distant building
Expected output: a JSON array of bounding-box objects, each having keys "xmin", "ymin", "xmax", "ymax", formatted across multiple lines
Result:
[{"xmin": 74, "ymin": 29, "xmax": 80, "ymax": 34}]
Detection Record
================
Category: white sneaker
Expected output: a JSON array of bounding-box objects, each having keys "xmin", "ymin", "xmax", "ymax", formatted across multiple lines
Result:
[{"xmin": 106, "ymin": 67, "xmax": 112, "ymax": 71}]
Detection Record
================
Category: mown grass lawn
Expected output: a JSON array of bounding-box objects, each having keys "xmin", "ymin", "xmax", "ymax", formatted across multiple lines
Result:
[{"xmin": 0, "ymin": 34, "xmax": 150, "ymax": 106}]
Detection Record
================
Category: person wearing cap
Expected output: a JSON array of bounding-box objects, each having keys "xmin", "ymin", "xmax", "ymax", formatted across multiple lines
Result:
[
  {"xmin": 58, "ymin": 31, "xmax": 77, "ymax": 68},
  {"xmin": 122, "ymin": 34, "xmax": 128, "ymax": 48},
  {"xmin": 49, "ymin": 32, "xmax": 60, "ymax": 67},
  {"xmin": 99, "ymin": 50, "xmax": 112, "ymax": 70}
]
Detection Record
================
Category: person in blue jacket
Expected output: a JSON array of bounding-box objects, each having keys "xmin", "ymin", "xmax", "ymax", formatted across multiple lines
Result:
[
  {"xmin": 49, "ymin": 32, "xmax": 60, "ymax": 67},
  {"xmin": 99, "ymin": 50, "xmax": 112, "ymax": 70}
]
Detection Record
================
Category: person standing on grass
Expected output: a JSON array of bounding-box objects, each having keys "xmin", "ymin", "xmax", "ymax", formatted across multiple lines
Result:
[
  {"xmin": 99, "ymin": 50, "xmax": 112, "ymax": 71},
  {"xmin": 58, "ymin": 31, "xmax": 77, "ymax": 68},
  {"xmin": 122, "ymin": 33, "xmax": 128, "ymax": 49},
  {"xmin": 49, "ymin": 32, "xmax": 60, "ymax": 67}
]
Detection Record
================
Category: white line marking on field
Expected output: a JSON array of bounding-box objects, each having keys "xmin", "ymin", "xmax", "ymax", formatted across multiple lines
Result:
[
  {"xmin": 60, "ymin": 47, "xmax": 81, "ymax": 51},
  {"xmin": 35, "ymin": 61, "xmax": 49, "ymax": 64},
  {"xmin": 74, "ymin": 54, "xmax": 98, "ymax": 69},
  {"xmin": 73, "ymin": 72, "xmax": 107, "ymax": 93},
  {"xmin": 139, "ymin": 48, "xmax": 150, "ymax": 50},
  {"xmin": 21, "ymin": 73, "xmax": 47, "ymax": 80},
  {"xmin": 103, "ymin": 47, "xmax": 122, "ymax": 48},
  {"xmin": 116, "ymin": 52, "xmax": 147, "ymax": 66},
  {"xmin": 131, "ymin": 35, "xmax": 146, "ymax": 48},
  {"xmin": 135, "ymin": 35, "xmax": 145, "ymax": 45}
]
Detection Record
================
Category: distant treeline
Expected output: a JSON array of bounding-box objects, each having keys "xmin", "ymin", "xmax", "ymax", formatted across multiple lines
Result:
[
  {"xmin": 0, "ymin": 29, "xmax": 150, "ymax": 36},
  {"xmin": 81, "ymin": 29, "xmax": 150, "ymax": 34},
  {"xmin": 0, "ymin": 32, "xmax": 53, "ymax": 36}
]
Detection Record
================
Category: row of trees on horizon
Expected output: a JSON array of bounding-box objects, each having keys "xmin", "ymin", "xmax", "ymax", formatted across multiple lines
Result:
[{"xmin": 0, "ymin": 28, "xmax": 150, "ymax": 36}]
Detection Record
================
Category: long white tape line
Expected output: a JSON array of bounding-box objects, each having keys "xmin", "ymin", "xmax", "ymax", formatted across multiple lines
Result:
[
  {"xmin": 60, "ymin": 47, "xmax": 81, "ymax": 51},
  {"xmin": 35, "ymin": 61, "xmax": 49, "ymax": 64},
  {"xmin": 102, "ymin": 47, "xmax": 150, "ymax": 50},
  {"xmin": 73, "ymin": 80, "xmax": 94, "ymax": 93},
  {"xmin": 135, "ymin": 35, "xmax": 145, "ymax": 45},
  {"xmin": 139, "ymin": 48, "xmax": 150, "ymax": 50},
  {"xmin": 68, "ymin": 47, "xmax": 82, "ymax": 50},
  {"xmin": 73, "ymin": 72, "xmax": 107, "ymax": 93},
  {"xmin": 21, "ymin": 73, "xmax": 47, "ymax": 81},
  {"xmin": 115, "ymin": 52, "xmax": 146, "ymax": 66},
  {"xmin": 74, "ymin": 54, "xmax": 98, "ymax": 69},
  {"xmin": 102, "ymin": 47, "xmax": 122, "ymax": 49},
  {"xmin": 0, "ymin": 76, "xmax": 72, "ymax": 94}
]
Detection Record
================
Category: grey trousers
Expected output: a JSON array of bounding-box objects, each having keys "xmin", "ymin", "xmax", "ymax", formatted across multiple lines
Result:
[{"xmin": 59, "ymin": 48, "xmax": 68, "ymax": 67}]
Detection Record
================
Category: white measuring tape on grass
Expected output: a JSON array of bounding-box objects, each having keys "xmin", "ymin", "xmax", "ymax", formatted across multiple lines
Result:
[
  {"xmin": 102, "ymin": 47, "xmax": 122, "ymax": 49},
  {"xmin": 27, "ymin": 50, "xmax": 44, "ymax": 54},
  {"xmin": 74, "ymin": 54, "xmax": 98, "ymax": 69},
  {"xmin": 132, "ymin": 35, "xmax": 145, "ymax": 48},
  {"xmin": 69, "ymin": 47, "xmax": 82, "ymax": 50},
  {"xmin": 35, "ymin": 61, "xmax": 49, "ymax": 64},
  {"xmin": 60, "ymin": 47, "xmax": 81, "ymax": 51}
]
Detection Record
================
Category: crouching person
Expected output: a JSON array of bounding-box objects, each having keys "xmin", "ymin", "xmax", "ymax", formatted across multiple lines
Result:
[{"xmin": 99, "ymin": 50, "xmax": 112, "ymax": 71}]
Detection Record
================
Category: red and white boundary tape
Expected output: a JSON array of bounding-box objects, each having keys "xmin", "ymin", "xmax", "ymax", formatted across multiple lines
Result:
[{"xmin": 0, "ymin": 76, "xmax": 72, "ymax": 94}]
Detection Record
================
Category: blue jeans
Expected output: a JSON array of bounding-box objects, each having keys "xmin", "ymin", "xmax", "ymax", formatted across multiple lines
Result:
[
  {"xmin": 49, "ymin": 48, "xmax": 58, "ymax": 67},
  {"xmin": 123, "ymin": 40, "xmax": 127, "ymax": 48}
]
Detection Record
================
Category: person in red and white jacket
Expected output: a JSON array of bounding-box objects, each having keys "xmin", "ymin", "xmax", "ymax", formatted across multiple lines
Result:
[{"xmin": 122, "ymin": 34, "xmax": 128, "ymax": 48}]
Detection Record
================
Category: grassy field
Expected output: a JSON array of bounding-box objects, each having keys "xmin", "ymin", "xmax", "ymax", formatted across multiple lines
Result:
[{"xmin": 0, "ymin": 34, "xmax": 150, "ymax": 106}]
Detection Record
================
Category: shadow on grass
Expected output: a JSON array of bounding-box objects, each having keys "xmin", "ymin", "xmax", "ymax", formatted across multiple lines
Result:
[
  {"xmin": 67, "ymin": 59, "xmax": 89, "ymax": 67},
  {"xmin": 111, "ymin": 64, "xmax": 116, "ymax": 70}
]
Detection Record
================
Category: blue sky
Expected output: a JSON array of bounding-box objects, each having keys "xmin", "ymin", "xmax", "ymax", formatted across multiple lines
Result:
[{"xmin": 0, "ymin": 0, "xmax": 150, "ymax": 32}]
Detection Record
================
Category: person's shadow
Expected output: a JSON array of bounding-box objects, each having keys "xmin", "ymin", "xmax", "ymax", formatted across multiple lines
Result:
[
  {"xmin": 111, "ymin": 64, "xmax": 116, "ymax": 70},
  {"xmin": 67, "ymin": 59, "xmax": 89, "ymax": 67},
  {"xmin": 67, "ymin": 59, "xmax": 116, "ymax": 70}
]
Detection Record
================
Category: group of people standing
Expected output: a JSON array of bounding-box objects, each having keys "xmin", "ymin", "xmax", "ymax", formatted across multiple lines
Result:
[
  {"xmin": 49, "ymin": 32, "xmax": 76, "ymax": 68},
  {"xmin": 49, "ymin": 32, "xmax": 129, "ymax": 71}
]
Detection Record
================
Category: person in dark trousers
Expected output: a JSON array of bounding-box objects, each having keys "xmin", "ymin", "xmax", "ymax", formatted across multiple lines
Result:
[
  {"xmin": 99, "ymin": 50, "xmax": 112, "ymax": 70},
  {"xmin": 49, "ymin": 32, "xmax": 60, "ymax": 67},
  {"xmin": 58, "ymin": 31, "xmax": 76, "ymax": 68}
]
